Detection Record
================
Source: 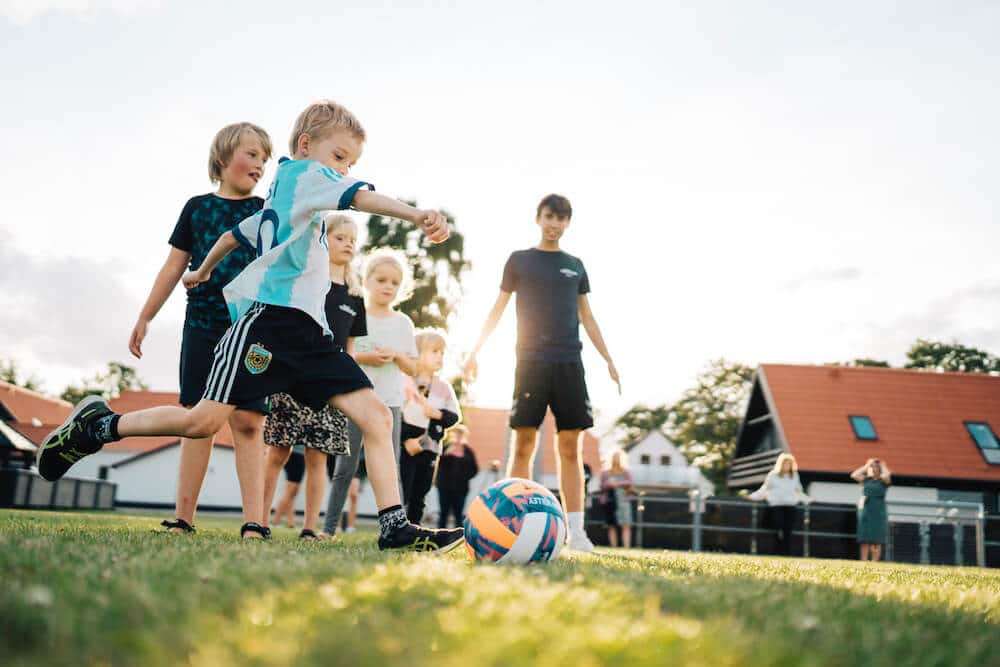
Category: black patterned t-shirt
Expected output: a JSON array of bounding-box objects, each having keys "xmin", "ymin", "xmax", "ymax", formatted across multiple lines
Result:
[{"xmin": 168, "ymin": 193, "xmax": 264, "ymax": 331}]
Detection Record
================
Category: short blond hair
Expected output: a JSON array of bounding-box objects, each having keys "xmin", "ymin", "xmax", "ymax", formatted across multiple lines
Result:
[
  {"xmin": 773, "ymin": 453, "xmax": 798, "ymax": 477},
  {"xmin": 415, "ymin": 329, "xmax": 447, "ymax": 354},
  {"xmin": 324, "ymin": 214, "xmax": 362, "ymax": 296},
  {"xmin": 208, "ymin": 122, "xmax": 272, "ymax": 184},
  {"xmin": 289, "ymin": 100, "xmax": 366, "ymax": 154},
  {"xmin": 363, "ymin": 247, "xmax": 413, "ymax": 305}
]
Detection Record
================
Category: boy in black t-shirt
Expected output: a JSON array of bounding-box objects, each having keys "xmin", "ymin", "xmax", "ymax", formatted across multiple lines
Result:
[
  {"xmin": 128, "ymin": 122, "xmax": 272, "ymax": 534},
  {"xmin": 464, "ymin": 194, "xmax": 620, "ymax": 552}
]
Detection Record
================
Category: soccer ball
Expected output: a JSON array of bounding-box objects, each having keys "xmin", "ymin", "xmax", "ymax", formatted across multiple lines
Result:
[{"xmin": 463, "ymin": 478, "xmax": 567, "ymax": 563}]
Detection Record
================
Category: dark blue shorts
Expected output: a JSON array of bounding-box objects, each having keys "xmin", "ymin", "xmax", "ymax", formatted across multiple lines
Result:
[
  {"xmin": 179, "ymin": 324, "xmax": 269, "ymax": 414},
  {"xmin": 509, "ymin": 360, "xmax": 593, "ymax": 432},
  {"xmin": 202, "ymin": 303, "xmax": 372, "ymax": 411}
]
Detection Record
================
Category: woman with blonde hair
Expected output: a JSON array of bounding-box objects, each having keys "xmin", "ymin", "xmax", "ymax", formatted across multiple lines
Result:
[
  {"xmin": 748, "ymin": 452, "xmax": 812, "ymax": 555},
  {"xmin": 599, "ymin": 448, "xmax": 634, "ymax": 547},
  {"xmin": 851, "ymin": 458, "xmax": 891, "ymax": 561}
]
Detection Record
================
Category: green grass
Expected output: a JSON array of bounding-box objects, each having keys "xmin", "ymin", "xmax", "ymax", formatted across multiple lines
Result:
[{"xmin": 2, "ymin": 510, "xmax": 998, "ymax": 667}]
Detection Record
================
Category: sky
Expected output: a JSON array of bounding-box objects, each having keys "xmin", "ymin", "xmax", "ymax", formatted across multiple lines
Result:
[{"xmin": 1, "ymin": 0, "xmax": 998, "ymax": 437}]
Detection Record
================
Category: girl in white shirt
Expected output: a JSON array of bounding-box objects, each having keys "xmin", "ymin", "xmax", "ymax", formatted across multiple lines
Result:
[{"xmin": 748, "ymin": 453, "xmax": 812, "ymax": 556}]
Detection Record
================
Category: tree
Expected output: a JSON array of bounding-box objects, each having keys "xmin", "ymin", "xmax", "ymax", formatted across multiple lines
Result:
[
  {"xmin": 665, "ymin": 359, "xmax": 754, "ymax": 491},
  {"xmin": 362, "ymin": 203, "xmax": 470, "ymax": 330},
  {"xmin": 0, "ymin": 358, "xmax": 42, "ymax": 392},
  {"xmin": 61, "ymin": 362, "xmax": 148, "ymax": 404},
  {"xmin": 904, "ymin": 339, "xmax": 1000, "ymax": 374},
  {"xmin": 612, "ymin": 404, "xmax": 671, "ymax": 448},
  {"xmin": 830, "ymin": 358, "xmax": 891, "ymax": 368}
]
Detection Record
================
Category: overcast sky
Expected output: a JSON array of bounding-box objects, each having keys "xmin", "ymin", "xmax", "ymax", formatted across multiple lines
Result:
[{"xmin": 1, "ymin": 0, "xmax": 998, "ymax": 435}]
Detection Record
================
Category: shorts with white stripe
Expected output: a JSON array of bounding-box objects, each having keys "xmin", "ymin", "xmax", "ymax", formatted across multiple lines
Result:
[{"xmin": 202, "ymin": 303, "xmax": 372, "ymax": 410}]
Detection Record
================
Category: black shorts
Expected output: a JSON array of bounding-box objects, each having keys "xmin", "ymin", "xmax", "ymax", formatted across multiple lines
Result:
[
  {"xmin": 509, "ymin": 360, "xmax": 593, "ymax": 431},
  {"xmin": 202, "ymin": 303, "xmax": 372, "ymax": 410},
  {"xmin": 179, "ymin": 324, "xmax": 269, "ymax": 414},
  {"xmin": 284, "ymin": 450, "xmax": 305, "ymax": 484}
]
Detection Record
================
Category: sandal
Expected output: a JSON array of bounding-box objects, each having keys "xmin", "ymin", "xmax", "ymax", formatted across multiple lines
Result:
[
  {"xmin": 299, "ymin": 529, "xmax": 320, "ymax": 541},
  {"xmin": 157, "ymin": 518, "xmax": 195, "ymax": 533},
  {"xmin": 240, "ymin": 522, "xmax": 271, "ymax": 540}
]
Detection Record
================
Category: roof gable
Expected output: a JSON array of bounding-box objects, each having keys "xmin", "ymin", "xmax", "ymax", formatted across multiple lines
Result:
[
  {"xmin": 0, "ymin": 381, "xmax": 72, "ymax": 425},
  {"xmin": 758, "ymin": 364, "xmax": 1000, "ymax": 482}
]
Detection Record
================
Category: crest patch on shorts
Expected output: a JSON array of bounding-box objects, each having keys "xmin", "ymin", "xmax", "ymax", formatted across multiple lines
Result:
[{"xmin": 244, "ymin": 342, "xmax": 272, "ymax": 375}]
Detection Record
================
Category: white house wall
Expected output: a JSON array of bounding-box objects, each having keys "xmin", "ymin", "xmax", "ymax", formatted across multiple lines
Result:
[
  {"xmin": 65, "ymin": 450, "xmax": 134, "ymax": 481},
  {"xmin": 808, "ymin": 481, "xmax": 939, "ymax": 506}
]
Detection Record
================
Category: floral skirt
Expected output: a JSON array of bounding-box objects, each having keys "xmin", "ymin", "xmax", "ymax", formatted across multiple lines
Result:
[{"xmin": 263, "ymin": 392, "xmax": 349, "ymax": 456}]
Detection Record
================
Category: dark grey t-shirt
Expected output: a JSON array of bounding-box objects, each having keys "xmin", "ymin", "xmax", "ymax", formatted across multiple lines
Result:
[{"xmin": 501, "ymin": 248, "xmax": 590, "ymax": 362}]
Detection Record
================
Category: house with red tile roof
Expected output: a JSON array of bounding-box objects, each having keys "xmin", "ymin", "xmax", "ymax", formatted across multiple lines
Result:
[
  {"xmin": 728, "ymin": 364, "xmax": 1000, "ymax": 512},
  {"xmin": 0, "ymin": 380, "xmax": 72, "ymax": 467}
]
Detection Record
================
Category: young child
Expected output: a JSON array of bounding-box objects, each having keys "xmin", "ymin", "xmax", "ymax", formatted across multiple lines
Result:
[
  {"xmin": 260, "ymin": 214, "xmax": 365, "ymax": 540},
  {"xmin": 127, "ymin": 122, "xmax": 272, "ymax": 533},
  {"xmin": 324, "ymin": 248, "xmax": 417, "ymax": 536},
  {"xmin": 399, "ymin": 330, "xmax": 461, "ymax": 524},
  {"xmin": 435, "ymin": 424, "xmax": 479, "ymax": 528},
  {"xmin": 40, "ymin": 100, "xmax": 462, "ymax": 551},
  {"xmin": 464, "ymin": 194, "xmax": 620, "ymax": 552}
]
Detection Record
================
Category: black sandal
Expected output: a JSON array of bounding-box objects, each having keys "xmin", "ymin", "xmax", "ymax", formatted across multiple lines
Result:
[
  {"xmin": 158, "ymin": 518, "xmax": 195, "ymax": 533},
  {"xmin": 299, "ymin": 529, "xmax": 319, "ymax": 541},
  {"xmin": 240, "ymin": 522, "xmax": 271, "ymax": 539}
]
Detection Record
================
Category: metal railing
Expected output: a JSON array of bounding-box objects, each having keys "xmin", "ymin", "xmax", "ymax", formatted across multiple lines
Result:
[{"xmin": 588, "ymin": 490, "xmax": 993, "ymax": 567}]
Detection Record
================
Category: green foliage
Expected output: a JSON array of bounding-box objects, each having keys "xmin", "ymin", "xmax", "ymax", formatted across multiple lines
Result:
[
  {"xmin": 904, "ymin": 339, "xmax": 1000, "ymax": 374},
  {"xmin": 362, "ymin": 204, "xmax": 470, "ymax": 330},
  {"xmin": 0, "ymin": 358, "xmax": 42, "ymax": 392},
  {"xmin": 612, "ymin": 404, "xmax": 671, "ymax": 448},
  {"xmin": 2, "ymin": 510, "xmax": 998, "ymax": 667},
  {"xmin": 60, "ymin": 361, "xmax": 148, "ymax": 404},
  {"xmin": 828, "ymin": 358, "xmax": 892, "ymax": 368}
]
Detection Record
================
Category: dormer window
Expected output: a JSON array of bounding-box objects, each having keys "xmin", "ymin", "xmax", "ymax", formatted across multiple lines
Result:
[
  {"xmin": 849, "ymin": 415, "xmax": 877, "ymax": 441},
  {"xmin": 965, "ymin": 422, "xmax": 1000, "ymax": 465}
]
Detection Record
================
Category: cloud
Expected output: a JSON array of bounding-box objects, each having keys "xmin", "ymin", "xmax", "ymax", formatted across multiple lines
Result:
[
  {"xmin": 0, "ymin": 0, "xmax": 162, "ymax": 25},
  {"xmin": 784, "ymin": 267, "xmax": 863, "ymax": 291}
]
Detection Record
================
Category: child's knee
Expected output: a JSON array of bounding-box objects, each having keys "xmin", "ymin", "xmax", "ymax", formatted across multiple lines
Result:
[
  {"xmin": 184, "ymin": 411, "xmax": 226, "ymax": 439},
  {"xmin": 229, "ymin": 410, "xmax": 265, "ymax": 440}
]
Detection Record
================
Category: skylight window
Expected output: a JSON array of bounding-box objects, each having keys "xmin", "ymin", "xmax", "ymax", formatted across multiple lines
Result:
[
  {"xmin": 965, "ymin": 422, "xmax": 1000, "ymax": 465},
  {"xmin": 849, "ymin": 415, "xmax": 878, "ymax": 441}
]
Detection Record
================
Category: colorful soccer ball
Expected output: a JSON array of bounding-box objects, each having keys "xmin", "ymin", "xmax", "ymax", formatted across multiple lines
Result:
[{"xmin": 463, "ymin": 478, "xmax": 567, "ymax": 563}]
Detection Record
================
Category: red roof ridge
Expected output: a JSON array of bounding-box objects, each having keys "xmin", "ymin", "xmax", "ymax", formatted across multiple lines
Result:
[
  {"xmin": 760, "ymin": 363, "xmax": 1000, "ymax": 381},
  {"xmin": 0, "ymin": 380, "xmax": 72, "ymax": 407}
]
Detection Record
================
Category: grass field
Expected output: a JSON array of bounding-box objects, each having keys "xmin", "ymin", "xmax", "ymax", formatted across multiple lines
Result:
[{"xmin": 2, "ymin": 510, "xmax": 998, "ymax": 667}]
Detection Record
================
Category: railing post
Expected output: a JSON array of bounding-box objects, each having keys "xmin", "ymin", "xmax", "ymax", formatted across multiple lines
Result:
[
  {"xmin": 750, "ymin": 502, "xmax": 758, "ymax": 555},
  {"xmin": 919, "ymin": 521, "xmax": 930, "ymax": 564},
  {"xmin": 636, "ymin": 492, "xmax": 645, "ymax": 549},
  {"xmin": 689, "ymin": 489, "xmax": 702, "ymax": 552},
  {"xmin": 953, "ymin": 522, "xmax": 964, "ymax": 566},
  {"xmin": 802, "ymin": 503, "xmax": 811, "ymax": 558},
  {"xmin": 975, "ymin": 510, "xmax": 985, "ymax": 568}
]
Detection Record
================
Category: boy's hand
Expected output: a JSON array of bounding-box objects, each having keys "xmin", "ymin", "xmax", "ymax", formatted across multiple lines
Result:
[
  {"xmin": 415, "ymin": 210, "xmax": 449, "ymax": 244},
  {"xmin": 182, "ymin": 269, "xmax": 209, "ymax": 290},
  {"xmin": 463, "ymin": 355, "xmax": 478, "ymax": 383},
  {"xmin": 128, "ymin": 319, "xmax": 148, "ymax": 359},
  {"xmin": 404, "ymin": 439, "xmax": 423, "ymax": 456},
  {"xmin": 608, "ymin": 361, "xmax": 621, "ymax": 395}
]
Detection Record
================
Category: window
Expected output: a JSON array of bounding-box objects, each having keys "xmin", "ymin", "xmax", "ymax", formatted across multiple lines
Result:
[
  {"xmin": 660, "ymin": 455, "xmax": 671, "ymax": 466},
  {"xmin": 640, "ymin": 455, "xmax": 651, "ymax": 465},
  {"xmin": 849, "ymin": 415, "xmax": 878, "ymax": 441},
  {"xmin": 965, "ymin": 422, "xmax": 1000, "ymax": 465}
]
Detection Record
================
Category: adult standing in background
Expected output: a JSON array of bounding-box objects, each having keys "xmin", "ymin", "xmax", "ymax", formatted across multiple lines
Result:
[
  {"xmin": 851, "ymin": 458, "xmax": 891, "ymax": 561},
  {"xmin": 748, "ymin": 453, "xmax": 812, "ymax": 556}
]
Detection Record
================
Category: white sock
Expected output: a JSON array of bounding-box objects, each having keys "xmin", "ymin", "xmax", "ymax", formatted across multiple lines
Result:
[{"xmin": 567, "ymin": 511, "xmax": 584, "ymax": 534}]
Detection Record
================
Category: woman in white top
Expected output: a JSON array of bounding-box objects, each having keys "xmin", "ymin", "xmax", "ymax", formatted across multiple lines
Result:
[{"xmin": 748, "ymin": 453, "xmax": 812, "ymax": 556}]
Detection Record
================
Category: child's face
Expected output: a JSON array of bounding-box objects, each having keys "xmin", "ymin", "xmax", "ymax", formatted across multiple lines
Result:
[
  {"xmin": 299, "ymin": 128, "xmax": 363, "ymax": 175},
  {"xmin": 536, "ymin": 206, "xmax": 570, "ymax": 243},
  {"xmin": 326, "ymin": 223, "xmax": 357, "ymax": 266},
  {"xmin": 419, "ymin": 344, "xmax": 444, "ymax": 372},
  {"xmin": 366, "ymin": 264, "xmax": 402, "ymax": 307},
  {"xmin": 220, "ymin": 135, "xmax": 267, "ymax": 196}
]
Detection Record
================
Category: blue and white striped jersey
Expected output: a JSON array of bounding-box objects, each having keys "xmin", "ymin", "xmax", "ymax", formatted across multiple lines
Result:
[{"xmin": 224, "ymin": 157, "xmax": 371, "ymax": 335}]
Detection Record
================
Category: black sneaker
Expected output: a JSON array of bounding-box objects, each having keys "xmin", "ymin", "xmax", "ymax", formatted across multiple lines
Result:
[
  {"xmin": 378, "ymin": 523, "xmax": 465, "ymax": 554},
  {"xmin": 36, "ymin": 395, "xmax": 113, "ymax": 481}
]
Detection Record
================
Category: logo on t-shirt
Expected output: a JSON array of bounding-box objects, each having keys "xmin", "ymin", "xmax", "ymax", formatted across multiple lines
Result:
[
  {"xmin": 244, "ymin": 342, "xmax": 272, "ymax": 375},
  {"xmin": 559, "ymin": 268, "xmax": 579, "ymax": 278},
  {"xmin": 339, "ymin": 304, "xmax": 357, "ymax": 317}
]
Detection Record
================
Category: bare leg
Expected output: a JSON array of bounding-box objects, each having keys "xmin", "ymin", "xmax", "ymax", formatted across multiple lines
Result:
[
  {"xmin": 346, "ymin": 477, "xmax": 361, "ymax": 530},
  {"xmin": 332, "ymin": 390, "xmax": 400, "ymax": 511},
  {"xmin": 172, "ymin": 435, "xmax": 214, "ymax": 531},
  {"xmin": 608, "ymin": 526, "xmax": 618, "ymax": 547},
  {"xmin": 622, "ymin": 524, "xmax": 632, "ymax": 548},
  {"xmin": 118, "ymin": 400, "xmax": 234, "ymax": 439},
  {"xmin": 509, "ymin": 427, "xmax": 538, "ymax": 479},
  {"xmin": 860, "ymin": 543, "xmax": 870, "ymax": 560},
  {"xmin": 303, "ymin": 448, "xmax": 327, "ymax": 533},
  {"xmin": 261, "ymin": 445, "xmax": 292, "ymax": 528},
  {"xmin": 556, "ymin": 429, "xmax": 584, "ymax": 514},
  {"xmin": 871, "ymin": 544, "xmax": 883, "ymax": 562},
  {"xmin": 275, "ymin": 481, "xmax": 300, "ymax": 527},
  {"xmin": 229, "ymin": 409, "xmax": 267, "ymax": 532}
]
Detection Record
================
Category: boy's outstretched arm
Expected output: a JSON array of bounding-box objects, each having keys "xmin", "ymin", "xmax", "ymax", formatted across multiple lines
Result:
[
  {"xmin": 182, "ymin": 231, "xmax": 242, "ymax": 289},
  {"xmin": 352, "ymin": 190, "xmax": 449, "ymax": 244},
  {"xmin": 129, "ymin": 247, "xmax": 191, "ymax": 358},
  {"xmin": 462, "ymin": 290, "xmax": 512, "ymax": 382},
  {"xmin": 578, "ymin": 294, "xmax": 621, "ymax": 394}
]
